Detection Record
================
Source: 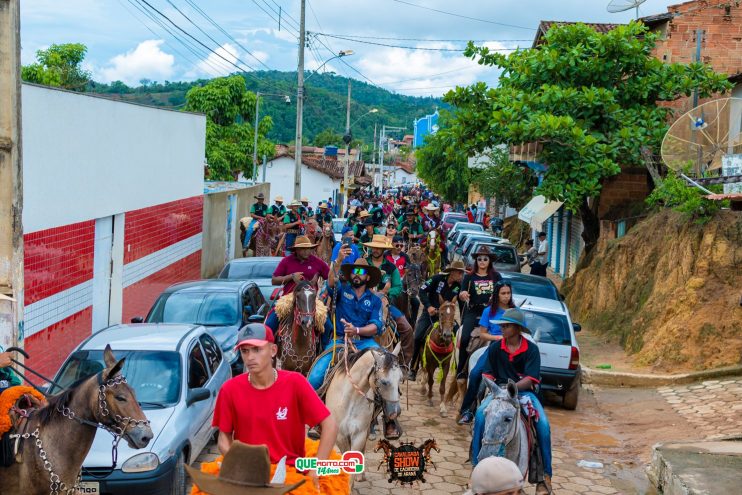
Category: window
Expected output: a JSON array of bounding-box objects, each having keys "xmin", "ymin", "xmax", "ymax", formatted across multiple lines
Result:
[
  {"xmin": 188, "ymin": 344, "xmax": 209, "ymax": 389},
  {"xmin": 521, "ymin": 310, "xmax": 571, "ymax": 345},
  {"xmin": 148, "ymin": 291, "xmax": 240, "ymax": 326},
  {"xmin": 221, "ymin": 261, "xmax": 279, "ymax": 279},
  {"xmin": 506, "ymin": 279, "xmax": 559, "ymax": 301},
  {"xmin": 199, "ymin": 335, "xmax": 222, "ymax": 375}
]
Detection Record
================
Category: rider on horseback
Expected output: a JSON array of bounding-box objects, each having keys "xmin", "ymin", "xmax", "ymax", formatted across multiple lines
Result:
[
  {"xmin": 422, "ymin": 204, "xmax": 441, "ymax": 232},
  {"xmin": 315, "ymin": 202, "xmax": 334, "ymax": 228},
  {"xmin": 363, "ymin": 235, "xmax": 415, "ymax": 369},
  {"xmin": 250, "ymin": 192, "xmax": 268, "ymax": 218},
  {"xmin": 283, "ymin": 200, "xmax": 303, "ymax": 255},
  {"xmin": 299, "ymin": 197, "xmax": 314, "ymax": 221},
  {"xmin": 0, "ymin": 348, "xmax": 21, "ymax": 393},
  {"xmin": 398, "ymin": 210, "xmax": 424, "ymax": 244},
  {"xmin": 467, "ymin": 308, "xmax": 553, "ymax": 495},
  {"xmin": 267, "ymin": 195, "xmax": 287, "ymax": 221},
  {"xmin": 408, "ymin": 260, "xmax": 465, "ymax": 381}
]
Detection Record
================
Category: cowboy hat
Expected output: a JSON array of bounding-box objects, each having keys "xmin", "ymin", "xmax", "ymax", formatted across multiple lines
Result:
[
  {"xmin": 424, "ymin": 204, "xmax": 439, "ymax": 211},
  {"xmin": 254, "ymin": 192, "xmax": 266, "ymax": 200},
  {"xmin": 292, "ymin": 235, "xmax": 318, "ymax": 249},
  {"xmin": 300, "ymin": 196, "xmax": 309, "ymax": 202},
  {"xmin": 442, "ymin": 260, "xmax": 467, "ymax": 274},
  {"xmin": 340, "ymin": 258, "xmax": 381, "ymax": 287},
  {"xmin": 184, "ymin": 442, "xmax": 305, "ymax": 495},
  {"xmin": 318, "ymin": 202, "xmax": 328, "ymax": 209},
  {"xmin": 472, "ymin": 245, "xmax": 498, "ymax": 260},
  {"xmin": 357, "ymin": 210, "xmax": 371, "ymax": 219},
  {"xmin": 288, "ymin": 199, "xmax": 302, "ymax": 207},
  {"xmin": 274, "ymin": 195, "xmax": 284, "ymax": 202},
  {"xmin": 490, "ymin": 307, "xmax": 531, "ymax": 334},
  {"xmin": 363, "ymin": 234, "xmax": 392, "ymax": 250}
]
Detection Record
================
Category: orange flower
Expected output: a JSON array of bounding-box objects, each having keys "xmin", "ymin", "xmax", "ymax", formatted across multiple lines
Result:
[{"xmin": 0, "ymin": 386, "xmax": 47, "ymax": 436}]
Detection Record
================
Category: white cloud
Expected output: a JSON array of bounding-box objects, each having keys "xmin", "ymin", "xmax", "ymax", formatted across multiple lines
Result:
[
  {"xmin": 252, "ymin": 50, "xmax": 270, "ymax": 63},
  {"xmin": 184, "ymin": 43, "xmax": 240, "ymax": 79},
  {"xmin": 98, "ymin": 40, "xmax": 175, "ymax": 85}
]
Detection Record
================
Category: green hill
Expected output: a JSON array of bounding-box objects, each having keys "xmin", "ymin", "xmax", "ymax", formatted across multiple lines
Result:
[{"xmin": 86, "ymin": 71, "xmax": 443, "ymax": 147}]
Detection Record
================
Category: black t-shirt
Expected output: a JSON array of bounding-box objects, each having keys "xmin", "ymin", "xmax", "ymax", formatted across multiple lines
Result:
[
  {"xmin": 484, "ymin": 338, "xmax": 541, "ymax": 386},
  {"xmin": 462, "ymin": 272, "xmax": 503, "ymax": 309},
  {"xmin": 419, "ymin": 273, "xmax": 461, "ymax": 309},
  {"xmin": 251, "ymin": 202, "xmax": 268, "ymax": 217}
]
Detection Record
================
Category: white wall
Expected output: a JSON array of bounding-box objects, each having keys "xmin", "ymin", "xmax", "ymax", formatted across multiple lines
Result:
[
  {"xmin": 22, "ymin": 84, "xmax": 206, "ymax": 232},
  {"xmin": 261, "ymin": 156, "xmax": 340, "ymax": 206},
  {"xmin": 390, "ymin": 169, "xmax": 417, "ymax": 186}
]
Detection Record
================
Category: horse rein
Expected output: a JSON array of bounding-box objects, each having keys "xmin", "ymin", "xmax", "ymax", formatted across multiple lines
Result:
[{"xmin": 481, "ymin": 394, "xmax": 533, "ymax": 482}]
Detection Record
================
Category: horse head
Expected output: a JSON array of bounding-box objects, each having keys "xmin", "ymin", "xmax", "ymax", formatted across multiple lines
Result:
[
  {"xmin": 427, "ymin": 230, "xmax": 437, "ymax": 250},
  {"xmin": 375, "ymin": 439, "xmax": 393, "ymax": 456},
  {"xmin": 293, "ymin": 281, "xmax": 317, "ymax": 332},
  {"xmin": 422, "ymin": 439, "xmax": 440, "ymax": 456},
  {"xmin": 436, "ymin": 300, "xmax": 456, "ymax": 345},
  {"xmin": 370, "ymin": 346, "xmax": 404, "ymax": 420},
  {"xmin": 478, "ymin": 377, "xmax": 520, "ymax": 463},
  {"xmin": 322, "ymin": 222, "xmax": 334, "ymax": 238}
]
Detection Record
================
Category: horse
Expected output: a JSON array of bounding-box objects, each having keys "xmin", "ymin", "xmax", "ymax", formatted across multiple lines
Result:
[
  {"xmin": 374, "ymin": 295, "xmax": 398, "ymax": 352},
  {"xmin": 402, "ymin": 244, "xmax": 426, "ymax": 325},
  {"xmin": 247, "ymin": 217, "xmax": 274, "ymax": 257},
  {"xmin": 324, "ymin": 346, "xmax": 404, "ymax": 487},
  {"xmin": 274, "ymin": 281, "xmax": 327, "ymax": 375},
  {"xmin": 421, "ymin": 299, "xmax": 456, "ymax": 417},
  {"xmin": 315, "ymin": 222, "xmax": 335, "ymax": 264},
  {"xmin": 423, "ymin": 230, "xmax": 443, "ymax": 277},
  {"xmin": 476, "ymin": 377, "xmax": 530, "ymax": 478},
  {"xmin": 304, "ymin": 217, "xmax": 320, "ymax": 243},
  {"xmin": 3, "ymin": 345, "xmax": 153, "ymax": 495},
  {"xmin": 421, "ymin": 438, "xmax": 440, "ymax": 470}
]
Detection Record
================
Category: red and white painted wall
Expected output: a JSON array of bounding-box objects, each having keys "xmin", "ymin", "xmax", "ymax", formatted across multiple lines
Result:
[{"xmin": 21, "ymin": 84, "xmax": 206, "ymax": 376}]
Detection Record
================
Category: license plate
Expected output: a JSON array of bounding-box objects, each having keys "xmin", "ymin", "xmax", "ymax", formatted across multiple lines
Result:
[{"xmin": 78, "ymin": 482, "xmax": 100, "ymax": 495}]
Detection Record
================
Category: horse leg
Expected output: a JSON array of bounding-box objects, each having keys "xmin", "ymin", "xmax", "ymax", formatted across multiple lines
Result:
[
  {"xmin": 350, "ymin": 430, "xmax": 370, "ymax": 484},
  {"xmin": 426, "ymin": 366, "xmax": 434, "ymax": 407},
  {"xmin": 368, "ymin": 415, "xmax": 378, "ymax": 441},
  {"xmin": 439, "ymin": 358, "xmax": 450, "ymax": 417}
]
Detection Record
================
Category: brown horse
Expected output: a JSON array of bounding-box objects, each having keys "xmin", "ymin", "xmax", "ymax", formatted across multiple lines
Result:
[
  {"xmin": 423, "ymin": 230, "xmax": 443, "ymax": 278},
  {"xmin": 315, "ymin": 222, "xmax": 335, "ymax": 264},
  {"xmin": 3, "ymin": 345, "xmax": 152, "ymax": 495},
  {"xmin": 402, "ymin": 244, "xmax": 426, "ymax": 325},
  {"xmin": 275, "ymin": 281, "xmax": 326, "ymax": 375},
  {"xmin": 421, "ymin": 299, "xmax": 456, "ymax": 417}
]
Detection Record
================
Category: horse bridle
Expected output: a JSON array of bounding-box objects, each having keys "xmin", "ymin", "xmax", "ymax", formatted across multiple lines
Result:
[
  {"xmin": 16, "ymin": 372, "xmax": 151, "ymax": 495},
  {"xmin": 481, "ymin": 395, "xmax": 521, "ymax": 455}
]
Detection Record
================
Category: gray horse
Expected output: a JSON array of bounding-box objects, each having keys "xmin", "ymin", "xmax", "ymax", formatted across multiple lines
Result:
[{"xmin": 477, "ymin": 377, "xmax": 529, "ymax": 476}]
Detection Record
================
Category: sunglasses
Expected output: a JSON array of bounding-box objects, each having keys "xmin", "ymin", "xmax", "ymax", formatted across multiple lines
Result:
[
  {"xmin": 352, "ymin": 268, "xmax": 367, "ymax": 276},
  {"xmin": 476, "ymin": 256, "xmax": 490, "ymax": 262},
  {"xmin": 394, "ymin": 243, "xmax": 405, "ymax": 247}
]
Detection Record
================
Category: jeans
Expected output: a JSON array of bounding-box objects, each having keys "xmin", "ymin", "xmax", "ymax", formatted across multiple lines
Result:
[
  {"xmin": 460, "ymin": 346, "xmax": 489, "ymax": 414},
  {"xmin": 285, "ymin": 233, "xmax": 297, "ymax": 254},
  {"xmin": 471, "ymin": 390, "xmax": 552, "ymax": 476},
  {"xmin": 410, "ymin": 311, "xmax": 435, "ymax": 372},
  {"xmin": 308, "ymin": 338, "xmax": 381, "ymax": 390},
  {"xmin": 456, "ymin": 309, "xmax": 482, "ymax": 378},
  {"xmin": 265, "ymin": 310, "xmax": 279, "ymax": 333}
]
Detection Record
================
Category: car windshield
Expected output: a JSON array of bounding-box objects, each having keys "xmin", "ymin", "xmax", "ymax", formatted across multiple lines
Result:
[
  {"xmin": 488, "ymin": 246, "xmax": 517, "ymax": 265},
  {"xmin": 52, "ymin": 350, "xmax": 181, "ymax": 408},
  {"xmin": 445, "ymin": 214, "xmax": 467, "ymax": 224},
  {"xmin": 149, "ymin": 292, "xmax": 239, "ymax": 326},
  {"xmin": 332, "ymin": 220, "xmax": 345, "ymax": 234},
  {"xmin": 221, "ymin": 261, "xmax": 277, "ymax": 279},
  {"xmin": 456, "ymin": 224, "xmax": 483, "ymax": 233},
  {"xmin": 507, "ymin": 278, "xmax": 559, "ymax": 300},
  {"xmin": 522, "ymin": 310, "xmax": 571, "ymax": 345}
]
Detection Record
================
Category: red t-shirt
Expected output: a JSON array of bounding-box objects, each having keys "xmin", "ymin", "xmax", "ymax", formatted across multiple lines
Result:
[
  {"xmin": 212, "ymin": 370, "xmax": 330, "ymax": 466},
  {"xmin": 273, "ymin": 254, "xmax": 330, "ymax": 294}
]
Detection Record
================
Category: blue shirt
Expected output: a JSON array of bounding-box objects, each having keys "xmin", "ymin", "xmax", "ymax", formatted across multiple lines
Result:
[
  {"xmin": 478, "ymin": 307, "xmax": 507, "ymax": 336},
  {"xmin": 331, "ymin": 242, "xmax": 360, "ymax": 265},
  {"xmin": 329, "ymin": 282, "xmax": 384, "ymax": 339}
]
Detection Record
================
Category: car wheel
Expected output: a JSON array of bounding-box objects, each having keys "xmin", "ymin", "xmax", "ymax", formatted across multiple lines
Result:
[
  {"xmin": 171, "ymin": 451, "xmax": 186, "ymax": 495},
  {"xmin": 562, "ymin": 373, "xmax": 580, "ymax": 410}
]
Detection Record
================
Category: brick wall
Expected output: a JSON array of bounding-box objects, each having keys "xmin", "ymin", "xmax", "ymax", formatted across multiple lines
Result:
[{"xmin": 599, "ymin": 169, "xmax": 652, "ymax": 218}]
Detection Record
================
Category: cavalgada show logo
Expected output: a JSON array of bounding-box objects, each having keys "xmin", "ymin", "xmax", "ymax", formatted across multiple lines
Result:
[{"xmin": 376, "ymin": 439, "xmax": 439, "ymax": 485}]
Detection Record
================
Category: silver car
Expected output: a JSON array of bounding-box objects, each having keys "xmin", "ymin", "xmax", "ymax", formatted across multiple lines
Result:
[{"xmin": 50, "ymin": 323, "xmax": 231, "ymax": 495}]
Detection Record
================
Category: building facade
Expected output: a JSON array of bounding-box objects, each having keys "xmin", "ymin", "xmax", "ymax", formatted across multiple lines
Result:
[
  {"xmin": 21, "ymin": 84, "xmax": 206, "ymax": 376},
  {"xmin": 413, "ymin": 110, "xmax": 439, "ymax": 148}
]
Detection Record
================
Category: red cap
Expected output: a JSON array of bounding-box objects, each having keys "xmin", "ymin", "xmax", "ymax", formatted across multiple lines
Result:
[{"xmin": 234, "ymin": 323, "xmax": 275, "ymax": 350}]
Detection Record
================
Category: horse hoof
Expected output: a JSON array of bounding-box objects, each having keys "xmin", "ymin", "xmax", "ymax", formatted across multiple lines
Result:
[
  {"xmin": 426, "ymin": 399, "xmax": 433, "ymax": 407},
  {"xmin": 369, "ymin": 431, "xmax": 377, "ymax": 441}
]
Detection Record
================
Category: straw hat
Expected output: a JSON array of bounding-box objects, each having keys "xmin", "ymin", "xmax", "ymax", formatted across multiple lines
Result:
[
  {"xmin": 340, "ymin": 258, "xmax": 381, "ymax": 287},
  {"xmin": 442, "ymin": 260, "xmax": 467, "ymax": 274},
  {"xmin": 424, "ymin": 204, "xmax": 439, "ymax": 211},
  {"xmin": 288, "ymin": 199, "xmax": 301, "ymax": 207},
  {"xmin": 184, "ymin": 442, "xmax": 305, "ymax": 495},
  {"xmin": 358, "ymin": 210, "xmax": 371, "ymax": 219},
  {"xmin": 318, "ymin": 202, "xmax": 328, "ymax": 209},
  {"xmin": 292, "ymin": 235, "xmax": 318, "ymax": 249},
  {"xmin": 363, "ymin": 234, "xmax": 393, "ymax": 250},
  {"xmin": 300, "ymin": 196, "xmax": 309, "ymax": 202},
  {"xmin": 274, "ymin": 195, "xmax": 284, "ymax": 202}
]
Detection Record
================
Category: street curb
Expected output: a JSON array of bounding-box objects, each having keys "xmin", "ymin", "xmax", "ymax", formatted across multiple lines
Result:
[{"xmin": 580, "ymin": 364, "xmax": 742, "ymax": 388}]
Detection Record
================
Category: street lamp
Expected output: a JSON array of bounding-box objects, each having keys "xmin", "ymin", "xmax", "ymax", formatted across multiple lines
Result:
[
  {"xmin": 294, "ymin": 49, "xmax": 354, "ymax": 200},
  {"xmin": 253, "ymin": 92, "xmax": 291, "ymax": 182},
  {"xmin": 306, "ymin": 50, "xmax": 354, "ymax": 80}
]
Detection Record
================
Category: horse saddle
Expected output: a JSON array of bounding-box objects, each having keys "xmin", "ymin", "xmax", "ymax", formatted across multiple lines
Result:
[
  {"xmin": 519, "ymin": 403, "xmax": 545, "ymax": 485},
  {"xmin": 1, "ymin": 390, "xmax": 46, "ymax": 467}
]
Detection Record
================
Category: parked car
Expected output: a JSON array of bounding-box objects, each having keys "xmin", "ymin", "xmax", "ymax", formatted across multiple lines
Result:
[
  {"xmin": 135, "ymin": 280, "xmax": 267, "ymax": 374},
  {"xmin": 452, "ymin": 233, "xmax": 499, "ymax": 257},
  {"xmin": 50, "ymin": 323, "xmax": 231, "ymax": 495},
  {"xmin": 459, "ymin": 241, "xmax": 521, "ymax": 273},
  {"xmin": 440, "ymin": 212, "xmax": 469, "ymax": 235},
  {"xmin": 470, "ymin": 280, "xmax": 581, "ymax": 409},
  {"xmin": 218, "ymin": 256, "xmax": 282, "ymax": 302},
  {"xmin": 446, "ymin": 222, "xmax": 484, "ymax": 251},
  {"xmin": 332, "ymin": 218, "xmax": 347, "ymax": 242},
  {"xmin": 499, "ymin": 271, "xmax": 561, "ymax": 301}
]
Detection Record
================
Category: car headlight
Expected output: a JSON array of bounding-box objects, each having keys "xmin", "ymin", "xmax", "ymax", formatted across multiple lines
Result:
[{"xmin": 121, "ymin": 452, "xmax": 160, "ymax": 473}]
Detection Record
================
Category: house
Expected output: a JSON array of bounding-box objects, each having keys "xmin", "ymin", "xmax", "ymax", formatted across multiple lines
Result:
[
  {"xmin": 413, "ymin": 110, "xmax": 439, "ymax": 148},
  {"xmin": 256, "ymin": 147, "xmax": 370, "ymax": 208},
  {"xmin": 390, "ymin": 160, "xmax": 418, "ymax": 186},
  {"xmin": 21, "ymin": 83, "xmax": 206, "ymax": 375}
]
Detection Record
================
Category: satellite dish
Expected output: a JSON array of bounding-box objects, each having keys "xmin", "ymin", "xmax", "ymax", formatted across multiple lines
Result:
[
  {"xmin": 607, "ymin": 0, "xmax": 647, "ymax": 19},
  {"xmin": 661, "ymin": 97, "xmax": 742, "ymax": 180}
]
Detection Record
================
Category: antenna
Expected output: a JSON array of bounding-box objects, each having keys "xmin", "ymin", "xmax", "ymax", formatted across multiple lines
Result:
[{"xmin": 607, "ymin": 0, "xmax": 647, "ymax": 19}]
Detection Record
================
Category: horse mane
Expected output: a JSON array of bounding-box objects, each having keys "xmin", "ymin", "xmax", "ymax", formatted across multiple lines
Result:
[
  {"xmin": 35, "ymin": 375, "xmax": 90, "ymax": 426},
  {"xmin": 346, "ymin": 346, "xmax": 397, "ymax": 372},
  {"xmin": 293, "ymin": 280, "xmax": 313, "ymax": 293}
]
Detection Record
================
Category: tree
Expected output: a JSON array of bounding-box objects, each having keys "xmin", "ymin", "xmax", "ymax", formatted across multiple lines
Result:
[
  {"xmin": 313, "ymin": 128, "xmax": 343, "ymax": 147},
  {"xmin": 416, "ymin": 112, "xmax": 472, "ymax": 203},
  {"xmin": 473, "ymin": 147, "xmax": 537, "ymax": 210},
  {"xmin": 445, "ymin": 22, "xmax": 731, "ymax": 253},
  {"xmin": 21, "ymin": 43, "xmax": 91, "ymax": 91},
  {"xmin": 184, "ymin": 75, "xmax": 273, "ymax": 181}
]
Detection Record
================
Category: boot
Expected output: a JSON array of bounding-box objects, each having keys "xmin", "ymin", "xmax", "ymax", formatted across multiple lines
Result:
[{"xmin": 535, "ymin": 474, "xmax": 553, "ymax": 494}]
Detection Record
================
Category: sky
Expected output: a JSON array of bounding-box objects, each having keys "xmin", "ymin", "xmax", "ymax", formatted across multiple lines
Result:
[{"xmin": 20, "ymin": 0, "xmax": 680, "ymax": 96}]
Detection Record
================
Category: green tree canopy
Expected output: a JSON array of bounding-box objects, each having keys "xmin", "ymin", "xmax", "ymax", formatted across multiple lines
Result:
[
  {"xmin": 313, "ymin": 128, "xmax": 343, "ymax": 148},
  {"xmin": 21, "ymin": 43, "xmax": 91, "ymax": 91},
  {"xmin": 444, "ymin": 21, "xmax": 731, "ymax": 251},
  {"xmin": 185, "ymin": 76, "xmax": 273, "ymax": 180},
  {"xmin": 473, "ymin": 148, "xmax": 538, "ymax": 210}
]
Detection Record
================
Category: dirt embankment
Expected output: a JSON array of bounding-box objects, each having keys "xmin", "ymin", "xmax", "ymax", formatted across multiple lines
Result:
[{"xmin": 562, "ymin": 210, "xmax": 742, "ymax": 372}]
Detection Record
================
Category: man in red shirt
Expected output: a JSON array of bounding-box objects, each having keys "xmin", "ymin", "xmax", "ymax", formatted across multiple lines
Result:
[{"xmin": 213, "ymin": 323, "xmax": 338, "ymax": 487}]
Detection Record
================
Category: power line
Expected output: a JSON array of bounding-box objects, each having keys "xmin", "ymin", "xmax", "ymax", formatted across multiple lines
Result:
[
  {"xmin": 311, "ymin": 34, "xmax": 378, "ymax": 85},
  {"xmin": 313, "ymin": 32, "xmax": 532, "ymax": 42},
  {"xmin": 389, "ymin": 0, "xmax": 536, "ymax": 30},
  {"xmin": 315, "ymin": 33, "xmax": 520, "ymax": 52},
  {"xmin": 379, "ymin": 67, "xmax": 475, "ymax": 84},
  {"xmin": 181, "ymin": 0, "xmax": 273, "ymax": 70}
]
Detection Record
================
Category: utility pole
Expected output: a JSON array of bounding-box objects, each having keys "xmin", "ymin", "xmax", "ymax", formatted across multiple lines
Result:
[
  {"xmin": 372, "ymin": 123, "xmax": 377, "ymax": 191},
  {"xmin": 342, "ymin": 79, "xmax": 352, "ymax": 216},
  {"xmin": 252, "ymin": 92, "xmax": 261, "ymax": 182},
  {"xmin": 0, "ymin": 0, "xmax": 24, "ymax": 351},
  {"xmin": 293, "ymin": 0, "xmax": 306, "ymax": 200}
]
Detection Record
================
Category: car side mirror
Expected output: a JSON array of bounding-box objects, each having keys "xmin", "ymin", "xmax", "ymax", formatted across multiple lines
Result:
[
  {"xmin": 186, "ymin": 388, "xmax": 211, "ymax": 407},
  {"xmin": 248, "ymin": 314, "xmax": 264, "ymax": 323},
  {"xmin": 572, "ymin": 323, "xmax": 582, "ymax": 333},
  {"xmin": 130, "ymin": 316, "xmax": 144, "ymax": 323}
]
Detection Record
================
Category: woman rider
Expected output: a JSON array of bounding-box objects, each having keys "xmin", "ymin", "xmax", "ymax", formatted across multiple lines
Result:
[{"xmin": 456, "ymin": 247, "xmax": 502, "ymax": 385}]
